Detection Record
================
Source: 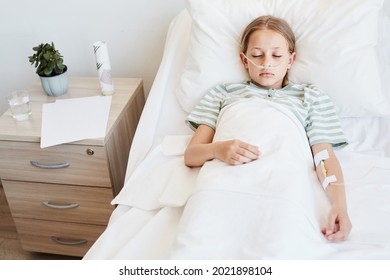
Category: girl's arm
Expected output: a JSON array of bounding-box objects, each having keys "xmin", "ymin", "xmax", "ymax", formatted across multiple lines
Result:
[
  {"xmin": 184, "ymin": 124, "xmax": 260, "ymax": 167},
  {"xmin": 311, "ymin": 143, "xmax": 352, "ymax": 242}
]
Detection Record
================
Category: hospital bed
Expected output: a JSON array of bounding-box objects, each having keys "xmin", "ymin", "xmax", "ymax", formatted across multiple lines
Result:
[{"xmin": 84, "ymin": 0, "xmax": 390, "ymax": 259}]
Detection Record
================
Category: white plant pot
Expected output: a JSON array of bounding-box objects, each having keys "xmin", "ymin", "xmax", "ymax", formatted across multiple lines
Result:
[{"xmin": 39, "ymin": 67, "xmax": 68, "ymax": 97}]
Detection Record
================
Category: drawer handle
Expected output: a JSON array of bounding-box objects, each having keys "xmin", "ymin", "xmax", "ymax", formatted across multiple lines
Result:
[
  {"xmin": 30, "ymin": 161, "xmax": 70, "ymax": 169},
  {"xmin": 41, "ymin": 200, "xmax": 79, "ymax": 209},
  {"xmin": 51, "ymin": 236, "xmax": 88, "ymax": 246}
]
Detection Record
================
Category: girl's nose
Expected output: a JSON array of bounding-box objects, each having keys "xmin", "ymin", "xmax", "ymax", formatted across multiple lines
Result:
[{"xmin": 261, "ymin": 56, "xmax": 272, "ymax": 67}]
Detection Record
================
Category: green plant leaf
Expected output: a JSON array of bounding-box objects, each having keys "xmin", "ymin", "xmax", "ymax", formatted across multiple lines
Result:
[{"xmin": 29, "ymin": 41, "xmax": 65, "ymax": 76}]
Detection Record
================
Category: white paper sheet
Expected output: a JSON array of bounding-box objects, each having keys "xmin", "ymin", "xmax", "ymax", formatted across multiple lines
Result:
[{"xmin": 40, "ymin": 95, "xmax": 112, "ymax": 148}]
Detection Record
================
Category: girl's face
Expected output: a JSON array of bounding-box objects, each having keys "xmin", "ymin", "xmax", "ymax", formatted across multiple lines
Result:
[{"xmin": 240, "ymin": 29, "xmax": 296, "ymax": 89}]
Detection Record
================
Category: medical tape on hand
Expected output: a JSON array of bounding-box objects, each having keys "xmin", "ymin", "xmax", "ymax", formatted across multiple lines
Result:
[
  {"xmin": 314, "ymin": 149, "xmax": 337, "ymax": 190},
  {"xmin": 321, "ymin": 175, "xmax": 337, "ymax": 189}
]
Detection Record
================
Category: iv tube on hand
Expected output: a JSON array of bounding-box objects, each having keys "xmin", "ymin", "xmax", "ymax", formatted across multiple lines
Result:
[{"xmin": 242, "ymin": 54, "xmax": 283, "ymax": 70}]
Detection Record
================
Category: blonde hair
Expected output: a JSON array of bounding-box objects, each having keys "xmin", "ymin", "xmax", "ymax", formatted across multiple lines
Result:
[{"xmin": 240, "ymin": 15, "xmax": 295, "ymax": 86}]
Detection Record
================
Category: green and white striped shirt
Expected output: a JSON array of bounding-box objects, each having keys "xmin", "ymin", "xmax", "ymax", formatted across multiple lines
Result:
[{"xmin": 186, "ymin": 82, "xmax": 347, "ymax": 148}]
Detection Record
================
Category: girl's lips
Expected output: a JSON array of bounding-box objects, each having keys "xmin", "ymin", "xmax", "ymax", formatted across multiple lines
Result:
[{"xmin": 259, "ymin": 73, "xmax": 274, "ymax": 77}]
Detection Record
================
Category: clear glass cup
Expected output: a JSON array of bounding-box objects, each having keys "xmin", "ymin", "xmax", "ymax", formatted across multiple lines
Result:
[{"xmin": 7, "ymin": 90, "xmax": 32, "ymax": 121}]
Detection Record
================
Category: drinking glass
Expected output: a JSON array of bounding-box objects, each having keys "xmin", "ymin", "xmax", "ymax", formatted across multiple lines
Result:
[{"xmin": 7, "ymin": 90, "xmax": 32, "ymax": 121}]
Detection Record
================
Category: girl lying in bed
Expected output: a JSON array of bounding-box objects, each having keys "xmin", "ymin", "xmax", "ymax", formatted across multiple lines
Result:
[{"xmin": 184, "ymin": 15, "xmax": 352, "ymax": 242}]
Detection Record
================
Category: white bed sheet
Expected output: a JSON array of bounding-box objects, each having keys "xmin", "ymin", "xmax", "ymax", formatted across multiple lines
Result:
[{"xmin": 83, "ymin": 10, "xmax": 390, "ymax": 260}]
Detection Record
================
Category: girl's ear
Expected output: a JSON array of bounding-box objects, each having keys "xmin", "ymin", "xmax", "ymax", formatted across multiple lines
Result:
[
  {"xmin": 287, "ymin": 52, "xmax": 296, "ymax": 69},
  {"xmin": 240, "ymin": 52, "xmax": 249, "ymax": 69}
]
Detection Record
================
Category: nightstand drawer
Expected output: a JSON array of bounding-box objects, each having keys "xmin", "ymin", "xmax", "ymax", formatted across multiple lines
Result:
[
  {"xmin": 14, "ymin": 218, "xmax": 106, "ymax": 257},
  {"xmin": 3, "ymin": 180, "xmax": 114, "ymax": 225},
  {"xmin": 0, "ymin": 141, "xmax": 111, "ymax": 187}
]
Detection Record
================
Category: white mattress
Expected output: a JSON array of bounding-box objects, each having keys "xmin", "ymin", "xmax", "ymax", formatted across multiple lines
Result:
[{"xmin": 83, "ymin": 10, "xmax": 390, "ymax": 260}]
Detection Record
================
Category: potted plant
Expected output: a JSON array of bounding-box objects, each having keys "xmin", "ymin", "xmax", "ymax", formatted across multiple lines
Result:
[{"xmin": 28, "ymin": 42, "xmax": 68, "ymax": 96}]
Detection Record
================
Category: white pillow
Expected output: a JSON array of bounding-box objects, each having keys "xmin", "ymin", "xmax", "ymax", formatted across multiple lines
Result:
[
  {"xmin": 176, "ymin": 0, "xmax": 390, "ymax": 117},
  {"xmin": 379, "ymin": 12, "xmax": 390, "ymax": 100}
]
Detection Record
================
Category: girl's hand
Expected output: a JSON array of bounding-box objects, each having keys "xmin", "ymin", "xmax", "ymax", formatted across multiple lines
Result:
[
  {"xmin": 322, "ymin": 204, "xmax": 352, "ymax": 242},
  {"xmin": 214, "ymin": 139, "xmax": 260, "ymax": 165},
  {"xmin": 184, "ymin": 126, "xmax": 260, "ymax": 167}
]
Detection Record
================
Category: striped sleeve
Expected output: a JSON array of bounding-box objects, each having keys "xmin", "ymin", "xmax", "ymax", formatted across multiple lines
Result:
[
  {"xmin": 304, "ymin": 86, "xmax": 348, "ymax": 148},
  {"xmin": 185, "ymin": 84, "xmax": 226, "ymax": 131}
]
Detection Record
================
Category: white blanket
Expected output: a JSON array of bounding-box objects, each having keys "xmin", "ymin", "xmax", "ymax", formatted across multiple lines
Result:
[
  {"xmin": 84, "ymin": 99, "xmax": 390, "ymax": 260},
  {"xmin": 169, "ymin": 99, "xmax": 333, "ymax": 259}
]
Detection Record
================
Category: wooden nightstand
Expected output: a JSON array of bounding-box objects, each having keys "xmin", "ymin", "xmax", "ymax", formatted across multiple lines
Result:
[{"xmin": 0, "ymin": 77, "xmax": 145, "ymax": 257}]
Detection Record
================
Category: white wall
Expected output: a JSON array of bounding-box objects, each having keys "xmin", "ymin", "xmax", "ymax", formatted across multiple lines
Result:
[{"xmin": 0, "ymin": 0, "xmax": 185, "ymax": 114}]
